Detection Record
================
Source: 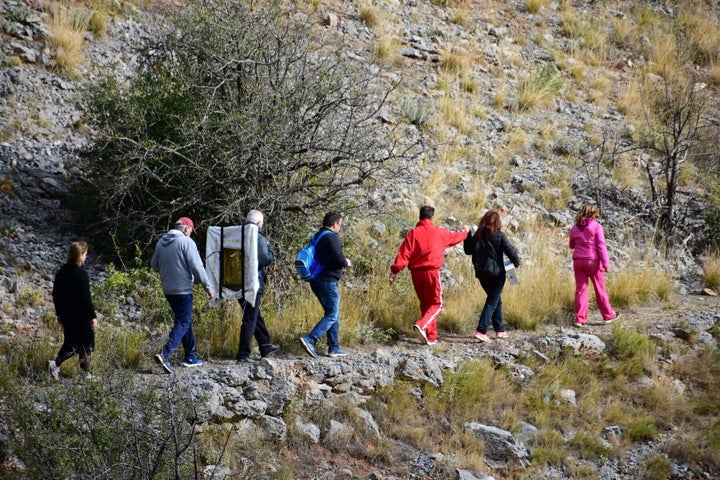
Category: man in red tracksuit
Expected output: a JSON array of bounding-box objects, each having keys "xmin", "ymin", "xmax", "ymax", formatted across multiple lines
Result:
[{"xmin": 389, "ymin": 206, "xmax": 469, "ymax": 345}]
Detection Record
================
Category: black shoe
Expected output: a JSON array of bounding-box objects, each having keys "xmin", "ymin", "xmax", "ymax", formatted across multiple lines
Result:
[
  {"xmin": 260, "ymin": 344, "xmax": 280, "ymax": 358},
  {"xmin": 236, "ymin": 357, "xmax": 256, "ymax": 364}
]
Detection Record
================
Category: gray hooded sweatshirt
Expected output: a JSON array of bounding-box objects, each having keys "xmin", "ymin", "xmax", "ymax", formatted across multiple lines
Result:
[{"xmin": 151, "ymin": 229, "xmax": 212, "ymax": 295}]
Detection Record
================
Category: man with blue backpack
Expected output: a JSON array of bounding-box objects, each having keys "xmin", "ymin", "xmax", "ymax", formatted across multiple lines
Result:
[{"xmin": 299, "ymin": 211, "xmax": 352, "ymax": 358}]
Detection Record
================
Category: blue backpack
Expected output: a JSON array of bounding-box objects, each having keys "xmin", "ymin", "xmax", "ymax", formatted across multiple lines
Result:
[{"xmin": 295, "ymin": 230, "xmax": 332, "ymax": 281}]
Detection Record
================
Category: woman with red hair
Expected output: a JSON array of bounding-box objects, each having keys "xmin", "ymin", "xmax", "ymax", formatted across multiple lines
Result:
[{"xmin": 464, "ymin": 211, "xmax": 520, "ymax": 342}]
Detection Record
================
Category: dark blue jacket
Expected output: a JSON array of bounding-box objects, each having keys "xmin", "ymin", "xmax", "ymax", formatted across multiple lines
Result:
[{"xmin": 253, "ymin": 223, "xmax": 275, "ymax": 295}]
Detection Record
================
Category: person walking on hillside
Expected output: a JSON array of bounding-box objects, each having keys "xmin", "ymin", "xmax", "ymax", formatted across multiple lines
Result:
[
  {"xmin": 300, "ymin": 211, "xmax": 352, "ymax": 358},
  {"xmin": 463, "ymin": 211, "xmax": 520, "ymax": 342},
  {"xmin": 151, "ymin": 217, "xmax": 215, "ymax": 373},
  {"xmin": 49, "ymin": 241, "xmax": 98, "ymax": 379},
  {"xmin": 569, "ymin": 204, "xmax": 620, "ymax": 326},
  {"xmin": 236, "ymin": 209, "xmax": 280, "ymax": 363},
  {"xmin": 389, "ymin": 205, "xmax": 469, "ymax": 345}
]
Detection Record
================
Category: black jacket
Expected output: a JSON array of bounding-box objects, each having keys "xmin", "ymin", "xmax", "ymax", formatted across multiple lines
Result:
[
  {"xmin": 52, "ymin": 264, "xmax": 96, "ymax": 325},
  {"xmin": 463, "ymin": 230, "xmax": 520, "ymax": 279},
  {"xmin": 313, "ymin": 228, "xmax": 348, "ymax": 282},
  {"xmin": 252, "ymin": 223, "xmax": 275, "ymax": 295}
]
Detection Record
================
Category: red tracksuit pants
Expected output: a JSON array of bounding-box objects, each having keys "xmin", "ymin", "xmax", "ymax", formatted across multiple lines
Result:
[{"xmin": 411, "ymin": 269, "xmax": 442, "ymax": 342}]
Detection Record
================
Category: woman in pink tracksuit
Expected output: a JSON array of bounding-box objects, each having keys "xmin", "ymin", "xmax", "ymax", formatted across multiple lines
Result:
[{"xmin": 569, "ymin": 204, "xmax": 620, "ymax": 326}]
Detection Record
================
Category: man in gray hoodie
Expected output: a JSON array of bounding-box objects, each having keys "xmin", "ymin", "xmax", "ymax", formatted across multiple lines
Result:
[{"xmin": 151, "ymin": 217, "xmax": 215, "ymax": 373}]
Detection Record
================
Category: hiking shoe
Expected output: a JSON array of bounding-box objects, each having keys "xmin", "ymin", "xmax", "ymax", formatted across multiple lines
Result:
[
  {"xmin": 181, "ymin": 358, "xmax": 204, "ymax": 368},
  {"xmin": 236, "ymin": 357, "xmax": 257, "ymax": 364},
  {"xmin": 573, "ymin": 320, "xmax": 586, "ymax": 327},
  {"xmin": 260, "ymin": 344, "xmax": 280, "ymax": 358},
  {"xmin": 154, "ymin": 353, "xmax": 174, "ymax": 374},
  {"xmin": 414, "ymin": 325, "xmax": 428, "ymax": 344},
  {"xmin": 495, "ymin": 331, "xmax": 509, "ymax": 339},
  {"xmin": 48, "ymin": 360, "xmax": 60, "ymax": 380},
  {"xmin": 328, "ymin": 348, "xmax": 348, "ymax": 358},
  {"xmin": 426, "ymin": 340, "xmax": 439, "ymax": 346},
  {"xmin": 300, "ymin": 336, "xmax": 318, "ymax": 358},
  {"xmin": 474, "ymin": 332, "xmax": 492, "ymax": 343},
  {"xmin": 604, "ymin": 313, "xmax": 621, "ymax": 324}
]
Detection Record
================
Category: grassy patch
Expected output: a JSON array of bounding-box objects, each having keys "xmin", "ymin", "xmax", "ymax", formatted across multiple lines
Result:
[
  {"xmin": 515, "ymin": 64, "xmax": 562, "ymax": 111},
  {"xmin": 48, "ymin": 6, "xmax": 89, "ymax": 75},
  {"xmin": 703, "ymin": 250, "xmax": 720, "ymax": 290}
]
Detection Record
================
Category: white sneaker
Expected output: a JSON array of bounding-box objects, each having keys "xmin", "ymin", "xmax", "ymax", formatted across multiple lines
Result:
[
  {"xmin": 414, "ymin": 325, "xmax": 428, "ymax": 344},
  {"xmin": 48, "ymin": 360, "xmax": 60, "ymax": 380}
]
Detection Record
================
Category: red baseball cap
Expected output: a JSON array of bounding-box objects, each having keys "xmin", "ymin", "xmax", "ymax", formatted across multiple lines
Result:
[{"xmin": 175, "ymin": 217, "xmax": 195, "ymax": 233}]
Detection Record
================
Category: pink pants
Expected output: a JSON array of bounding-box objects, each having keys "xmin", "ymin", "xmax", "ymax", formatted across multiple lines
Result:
[
  {"xmin": 573, "ymin": 259, "xmax": 616, "ymax": 324},
  {"xmin": 410, "ymin": 269, "xmax": 442, "ymax": 342}
]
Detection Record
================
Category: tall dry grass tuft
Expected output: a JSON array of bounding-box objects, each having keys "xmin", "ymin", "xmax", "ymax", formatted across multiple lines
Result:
[
  {"xmin": 678, "ymin": 5, "xmax": 720, "ymax": 66},
  {"xmin": 48, "ymin": 7, "xmax": 89, "ymax": 75},
  {"xmin": 359, "ymin": 3, "xmax": 381, "ymax": 29},
  {"xmin": 644, "ymin": 29, "xmax": 682, "ymax": 78},
  {"xmin": 607, "ymin": 260, "xmax": 674, "ymax": 308},
  {"xmin": 440, "ymin": 45, "xmax": 473, "ymax": 75},
  {"xmin": 88, "ymin": 10, "xmax": 108, "ymax": 38},
  {"xmin": 97, "ymin": 326, "xmax": 149, "ymax": 369},
  {"xmin": 503, "ymin": 231, "xmax": 575, "ymax": 330},
  {"xmin": 375, "ymin": 35, "xmax": 400, "ymax": 64},
  {"xmin": 194, "ymin": 301, "xmax": 242, "ymax": 358},
  {"xmin": 439, "ymin": 94, "xmax": 473, "ymax": 136},
  {"xmin": 526, "ymin": 0, "xmax": 551, "ymax": 14},
  {"xmin": 515, "ymin": 64, "xmax": 562, "ymax": 111},
  {"xmin": 702, "ymin": 250, "xmax": 720, "ymax": 290}
]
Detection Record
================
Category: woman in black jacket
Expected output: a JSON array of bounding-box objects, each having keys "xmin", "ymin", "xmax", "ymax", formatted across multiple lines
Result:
[
  {"xmin": 464, "ymin": 211, "xmax": 520, "ymax": 342},
  {"xmin": 49, "ymin": 241, "xmax": 97, "ymax": 379}
]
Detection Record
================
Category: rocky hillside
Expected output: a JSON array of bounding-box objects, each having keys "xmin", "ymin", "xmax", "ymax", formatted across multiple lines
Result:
[{"xmin": 1, "ymin": 0, "xmax": 720, "ymax": 479}]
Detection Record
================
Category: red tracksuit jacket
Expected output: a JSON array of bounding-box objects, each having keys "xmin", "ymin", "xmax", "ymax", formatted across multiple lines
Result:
[{"xmin": 391, "ymin": 218, "xmax": 467, "ymax": 273}]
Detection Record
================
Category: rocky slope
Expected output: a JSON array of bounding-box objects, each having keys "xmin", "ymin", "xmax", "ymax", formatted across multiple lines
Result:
[{"xmin": 1, "ymin": 0, "xmax": 719, "ymax": 479}]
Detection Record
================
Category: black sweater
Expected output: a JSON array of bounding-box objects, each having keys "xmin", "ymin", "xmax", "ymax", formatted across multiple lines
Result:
[
  {"xmin": 52, "ymin": 264, "xmax": 96, "ymax": 325},
  {"xmin": 313, "ymin": 228, "xmax": 348, "ymax": 282}
]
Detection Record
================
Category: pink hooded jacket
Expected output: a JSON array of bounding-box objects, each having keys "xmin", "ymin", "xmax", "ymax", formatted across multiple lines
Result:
[{"xmin": 569, "ymin": 218, "xmax": 610, "ymax": 271}]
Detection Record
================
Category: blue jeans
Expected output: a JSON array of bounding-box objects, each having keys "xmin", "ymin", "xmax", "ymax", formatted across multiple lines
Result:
[
  {"xmin": 161, "ymin": 294, "xmax": 197, "ymax": 361},
  {"xmin": 307, "ymin": 280, "xmax": 340, "ymax": 349},
  {"xmin": 477, "ymin": 276, "xmax": 506, "ymax": 334}
]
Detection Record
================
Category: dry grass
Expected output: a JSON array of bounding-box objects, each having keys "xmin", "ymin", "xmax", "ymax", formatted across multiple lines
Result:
[
  {"xmin": 678, "ymin": 5, "xmax": 720, "ymax": 65},
  {"xmin": 359, "ymin": 3, "xmax": 381, "ymax": 29},
  {"xmin": 588, "ymin": 73, "xmax": 613, "ymax": 107},
  {"xmin": 539, "ymin": 169, "xmax": 573, "ymax": 211},
  {"xmin": 612, "ymin": 156, "xmax": 643, "ymax": 190},
  {"xmin": 611, "ymin": 17, "xmax": 638, "ymax": 50},
  {"xmin": 526, "ymin": 0, "xmax": 551, "ymax": 14},
  {"xmin": 375, "ymin": 34, "xmax": 400, "ymax": 64},
  {"xmin": 703, "ymin": 250, "xmax": 720, "ymax": 289},
  {"xmin": 440, "ymin": 45, "xmax": 473, "ymax": 75},
  {"xmin": 502, "ymin": 228, "xmax": 575, "ymax": 330},
  {"xmin": 616, "ymin": 79, "xmax": 642, "ymax": 117},
  {"xmin": 648, "ymin": 31, "xmax": 680, "ymax": 74},
  {"xmin": 88, "ymin": 9, "xmax": 108, "ymax": 37},
  {"xmin": 449, "ymin": 8, "xmax": 471, "ymax": 28},
  {"xmin": 493, "ymin": 84, "xmax": 507, "ymax": 110},
  {"xmin": 506, "ymin": 126, "xmax": 531, "ymax": 157},
  {"xmin": 607, "ymin": 260, "xmax": 674, "ymax": 308},
  {"xmin": 440, "ymin": 94, "xmax": 473, "ymax": 136},
  {"xmin": 48, "ymin": 6, "xmax": 89, "ymax": 75},
  {"xmin": 515, "ymin": 64, "xmax": 562, "ymax": 111}
]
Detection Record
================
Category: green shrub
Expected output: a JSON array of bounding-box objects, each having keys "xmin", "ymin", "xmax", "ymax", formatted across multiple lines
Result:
[{"xmin": 2, "ymin": 371, "xmax": 201, "ymax": 479}]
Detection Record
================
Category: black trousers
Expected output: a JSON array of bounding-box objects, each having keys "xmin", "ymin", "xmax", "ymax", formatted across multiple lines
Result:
[{"xmin": 237, "ymin": 294, "xmax": 271, "ymax": 360}]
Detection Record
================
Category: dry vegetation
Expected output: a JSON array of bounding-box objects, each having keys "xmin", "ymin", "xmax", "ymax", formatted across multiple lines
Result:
[{"xmin": 2, "ymin": 0, "xmax": 720, "ymax": 478}]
